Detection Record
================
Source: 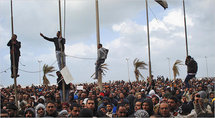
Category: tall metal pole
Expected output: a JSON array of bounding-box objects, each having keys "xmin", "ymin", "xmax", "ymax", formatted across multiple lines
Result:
[
  {"xmin": 38, "ymin": 60, "xmax": 42, "ymax": 85},
  {"xmin": 10, "ymin": 0, "xmax": 18, "ymax": 107},
  {"xmin": 205, "ymin": 56, "xmax": 209, "ymax": 78},
  {"xmin": 126, "ymin": 58, "xmax": 130, "ymax": 82},
  {"xmin": 167, "ymin": 57, "xmax": 171, "ymax": 80},
  {"xmin": 183, "ymin": 0, "xmax": 188, "ymax": 57},
  {"xmin": 95, "ymin": 0, "xmax": 102, "ymax": 90},
  {"xmin": 58, "ymin": 0, "xmax": 65, "ymax": 102},
  {"xmin": 63, "ymin": 0, "xmax": 66, "ymax": 38},
  {"xmin": 145, "ymin": 0, "xmax": 152, "ymax": 84}
]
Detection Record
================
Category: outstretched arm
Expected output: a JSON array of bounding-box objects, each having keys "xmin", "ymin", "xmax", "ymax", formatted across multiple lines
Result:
[{"xmin": 40, "ymin": 33, "xmax": 54, "ymax": 42}]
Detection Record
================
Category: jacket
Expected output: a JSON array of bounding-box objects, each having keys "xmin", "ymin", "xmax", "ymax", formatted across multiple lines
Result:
[
  {"xmin": 7, "ymin": 39, "xmax": 21, "ymax": 56},
  {"xmin": 97, "ymin": 47, "xmax": 107, "ymax": 60},
  {"xmin": 185, "ymin": 58, "xmax": 198, "ymax": 73}
]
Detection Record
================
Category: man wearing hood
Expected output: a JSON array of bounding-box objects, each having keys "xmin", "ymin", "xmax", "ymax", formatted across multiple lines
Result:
[{"xmin": 35, "ymin": 103, "xmax": 46, "ymax": 117}]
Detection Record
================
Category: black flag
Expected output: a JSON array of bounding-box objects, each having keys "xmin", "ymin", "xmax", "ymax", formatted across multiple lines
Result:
[{"xmin": 155, "ymin": 0, "xmax": 168, "ymax": 9}]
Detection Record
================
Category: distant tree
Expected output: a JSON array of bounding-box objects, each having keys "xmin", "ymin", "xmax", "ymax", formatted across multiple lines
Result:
[
  {"xmin": 43, "ymin": 64, "xmax": 55, "ymax": 86},
  {"xmin": 133, "ymin": 58, "xmax": 148, "ymax": 81},
  {"xmin": 172, "ymin": 60, "xmax": 183, "ymax": 81}
]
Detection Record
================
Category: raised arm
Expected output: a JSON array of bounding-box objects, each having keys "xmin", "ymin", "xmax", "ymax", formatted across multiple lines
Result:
[{"xmin": 40, "ymin": 33, "xmax": 54, "ymax": 42}]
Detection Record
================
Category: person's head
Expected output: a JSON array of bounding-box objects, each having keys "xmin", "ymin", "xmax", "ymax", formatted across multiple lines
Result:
[
  {"xmin": 58, "ymin": 110, "xmax": 68, "ymax": 117},
  {"xmin": 56, "ymin": 71, "xmax": 62, "ymax": 78},
  {"xmin": 24, "ymin": 108, "xmax": 35, "ymax": 117},
  {"xmin": 134, "ymin": 109, "xmax": 149, "ymax": 117},
  {"xmin": 11, "ymin": 34, "xmax": 17, "ymax": 40},
  {"xmin": 167, "ymin": 97, "xmax": 178, "ymax": 112},
  {"xmin": 79, "ymin": 108, "xmax": 93, "ymax": 117},
  {"xmin": 86, "ymin": 98, "xmax": 95, "ymax": 111},
  {"xmin": 159, "ymin": 102, "xmax": 170, "ymax": 117},
  {"xmin": 0, "ymin": 109, "xmax": 8, "ymax": 117},
  {"xmin": 116, "ymin": 103, "xmax": 127, "ymax": 117},
  {"xmin": 35, "ymin": 103, "xmax": 46, "ymax": 117},
  {"xmin": 142, "ymin": 99, "xmax": 153, "ymax": 116},
  {"xmin": 46, "ymin": 101, "xmax": 56, "ymax": 115},
  {"xmin": 38, "ymin": 96, "xmax": 45, "ymax": 104},
  {"xmin": 98, "ymin": 43, "xmax": 102, "ymax": 49},
  {"xmin": 106, "ymin": 103, "xmax": 113, "ymax": 112},
  {"xmin": 6, "ymin": 103, "xmax": 17, "ymax": 117},
  {"xmin": 152, "ymin": 95, "xmax": 159, "ymax": 105},
  {"xmin": 134, "ymin": 101, "xmax": 142, "ymax": 111},
  {"xmin": 9, "ymin": 96, "xmax": 15, "ymax": 103},
  {"xmin": 209, "ymin": 92, "xmax": 214, "ymax": 99},
  {"xmin": 61, "ymin": 102, "xmax": 69, "ymax": 111},
  {"xmin": 56, "ymin": 31, "xmax": 62, "ymax": 38},
  {"xmin": 70, "ymin": 103, "xmax": 81, "ymax": 117}
]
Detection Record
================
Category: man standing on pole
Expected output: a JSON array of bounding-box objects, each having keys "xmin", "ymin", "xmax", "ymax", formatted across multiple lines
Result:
[
  {"xmin": 40, "ymin": 31, "xmax": 66, "ymax": 70},
  {"xmin": 184, "ymin": 55, "xmax": 198, "ymax": 88},
  {"xmin": 7, "ymin": 34, "xmax": 21, "ymax": 78},
  {"xmin": 94, "ymin": 44, "xmax": 108, "ymax": 79}
]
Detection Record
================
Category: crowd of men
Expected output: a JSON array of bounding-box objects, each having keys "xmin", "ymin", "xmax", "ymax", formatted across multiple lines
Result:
[{"xmin": 1, "ymin": 77, "xmax": 214, "ymax": 117}]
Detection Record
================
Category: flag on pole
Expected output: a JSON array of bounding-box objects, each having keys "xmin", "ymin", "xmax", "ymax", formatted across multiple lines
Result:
[{"xmin": 155, "ymin": 0, "xmax": 168, "ymax": 9}]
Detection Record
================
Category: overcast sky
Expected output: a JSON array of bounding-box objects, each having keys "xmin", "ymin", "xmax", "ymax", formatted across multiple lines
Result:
[{"xmin": 0, "ymin": 0, "xmax": 214, "ymax": 87}]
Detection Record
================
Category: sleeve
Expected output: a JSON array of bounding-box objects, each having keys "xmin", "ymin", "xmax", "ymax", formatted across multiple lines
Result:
[
  {"xmin": 7, "ymin": 40, "xmax": 12, "ymax": 46},
  {"xmin": 17, "ymin": 41, "xmax": 21, "ymax": 49},
  {"xmin": 62, "ymin": 38, "xmax": 66, "ymax": 44},
  {"xmin": 42, "ymin": 36, "xmax": 54, "ymax": 42}
]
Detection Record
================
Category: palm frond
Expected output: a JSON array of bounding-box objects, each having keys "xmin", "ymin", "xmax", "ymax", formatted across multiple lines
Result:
[
  {"xmin": 172, "ymin": 60, "xmax": 182, "ymax": 80},
  {"xmin": 42, "ymin": 64, "xmax": 55, "ymax": 86},
  {"xmin": 133, "ymin": 58, "xmax": 147, "ymax": 81}
]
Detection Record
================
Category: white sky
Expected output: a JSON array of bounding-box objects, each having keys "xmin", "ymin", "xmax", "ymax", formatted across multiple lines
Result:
[{"xmin": 0, "ymin": 0, "xmax": 215, "ymax": 87}]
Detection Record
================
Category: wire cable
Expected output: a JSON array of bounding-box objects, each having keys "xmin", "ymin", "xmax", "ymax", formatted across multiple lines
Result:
[{"xmin": 66, "ymin": 54, "xmax": 96, "ymax": 60}]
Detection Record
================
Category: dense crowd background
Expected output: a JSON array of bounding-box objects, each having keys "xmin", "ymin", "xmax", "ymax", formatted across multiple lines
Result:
[{"xmin": 1, "ymin": 77, "xmax": 214, "ymax": 117}]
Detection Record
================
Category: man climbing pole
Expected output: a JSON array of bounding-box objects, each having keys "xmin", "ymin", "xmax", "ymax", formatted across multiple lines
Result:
[
  {"xmin": 40, "ymin": 31, "xmax": 66, "ymax": 70},
  {"xmin": 94, "ymin": 44, "xmax": 108, "ymax": 79},
  {"xmin": 7, "ymin": 34, "xmax": 21, "ymax": 78},
  {"xmin": 184, "ymin": 55, "xmax": 198, "ymax": 88}
]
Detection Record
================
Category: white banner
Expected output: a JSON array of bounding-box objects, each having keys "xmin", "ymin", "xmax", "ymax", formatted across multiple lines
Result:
[{"xmin": 60, "ymin": 66, "xmax": 74, "ymax": 84}]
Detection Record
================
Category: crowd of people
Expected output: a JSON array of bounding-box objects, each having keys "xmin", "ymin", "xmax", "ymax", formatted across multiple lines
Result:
[{"xmin": 1, "ymin": 76, "xmax": 214, "ymax": 117}]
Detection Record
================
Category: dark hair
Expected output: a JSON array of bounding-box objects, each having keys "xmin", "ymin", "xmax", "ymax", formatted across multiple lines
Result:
[
  {"xmin": 116, "ymin": 103, "xmax": 126, "ymax": 111},
  {"xmin": 79, "ymin": 108, "xmax": 93, "ymax": 117},
  {"xmin": 99, "ymin": 44, "xmax": 102, "ymax": 47},
  {"xmin": 70, "ymin": 103, "xmax": 81, "ymax": 111},
  {"xmin": 86, "ymin": 98, "xmax": 94, "ymax": 104},
  {"xmin": 168, "ymin": 96, "xmax": 178, "ymax": 103}
]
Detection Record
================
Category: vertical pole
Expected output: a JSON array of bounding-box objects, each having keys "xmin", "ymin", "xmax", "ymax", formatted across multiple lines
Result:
[
  {"xmin": 145, "ymin": 0, "xmax": 152, "ymax": 84},
  {"xmin": 58, "ymin": 0, "xmax": 65, "ymax": 102},
  {"xmin": 38, "ymin": 60, "xmax": 42, "ymax": 85},
  {"xmin": 183, "ymin": 0, "xmax": 188, "ymax": 57},
  {"xmin": 167, "ymin": 58, "xmax": 171, "ymax": 80},
  {"xmin": 10, "ymin": 0, "xmax": 18, "ymax": 107},
  {"xmin": 63, "ymin": 0, "xmax": 66, "ymax": 38},
  {"xmin": 126, "ymin": 58, "xmax": 130, "ymax": 82},
  {"xmin": 205, "ymin": 56, "xmax": 208, "ymax": 78},
  {"xmin": 95, "ymin": 0, "xmax": 102, "ymax": 90}
]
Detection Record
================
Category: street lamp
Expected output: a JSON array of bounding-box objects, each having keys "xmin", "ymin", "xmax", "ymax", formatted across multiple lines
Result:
[
  {"xmin": 38, "ymin": 60, "xmax": 42, "ymax": 85},
  {"xmin": 126, "ymin": 58, "xmax": 130, "ymax": 82}
]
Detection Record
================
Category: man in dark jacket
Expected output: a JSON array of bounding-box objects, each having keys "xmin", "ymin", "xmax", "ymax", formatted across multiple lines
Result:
[
  {"xmin": 56, "ymin": 71, "xmax": 70, "ymax": 102},
  {"xmin": 185, "ymin": 56, "xmax": 198, "ymax": 88},
  {"xmin": 7, "ymin": 34, "xmax": 21, "ymax": 78},
  {"xmin": 40, "ymin": 31, "xmax": 66, "ymax": 70}
]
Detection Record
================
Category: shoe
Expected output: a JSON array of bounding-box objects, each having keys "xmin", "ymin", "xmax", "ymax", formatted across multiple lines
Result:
[
  {"xmin": 17, "ymin": 74, "xmax": 19, "ymax": 77},
  {"xmin": 11, "ymin": 75, "xmax": 14, "ymax": 78}
]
